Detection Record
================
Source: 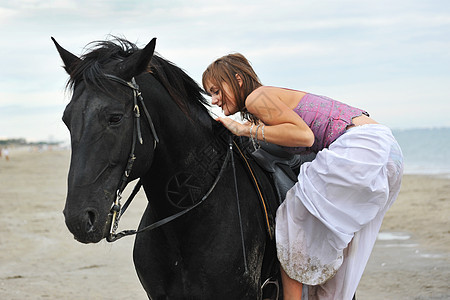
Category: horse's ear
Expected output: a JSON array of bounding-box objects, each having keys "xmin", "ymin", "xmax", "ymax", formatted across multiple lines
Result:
[
  {"xmin": 118, "ymin": 38, "xmax": 156, "ymax": 80},
  {"xmin": 51, "ymin": 37, "xmax": 81, "ymax": 75}
]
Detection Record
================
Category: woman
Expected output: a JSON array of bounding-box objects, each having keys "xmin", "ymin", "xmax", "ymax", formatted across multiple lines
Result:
[{"xmin": 202, "ymin": 53, "xmax": 403, "ymax": 300}]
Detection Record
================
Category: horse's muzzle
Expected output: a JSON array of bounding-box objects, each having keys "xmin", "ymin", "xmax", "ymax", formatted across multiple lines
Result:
[{"xmin": 63, "ymin": 207, "xmax": 107, "ymax": 243}]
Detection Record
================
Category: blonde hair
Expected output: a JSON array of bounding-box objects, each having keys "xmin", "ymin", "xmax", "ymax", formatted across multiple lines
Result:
[{"xmin": 202, "ymin": 53, "xmax": 262, "ymax": 122}]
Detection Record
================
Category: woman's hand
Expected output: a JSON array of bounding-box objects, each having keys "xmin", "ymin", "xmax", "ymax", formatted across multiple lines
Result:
[{"xmin": 215, "ymin": 117, "xmax": 250, "ymax": 136}]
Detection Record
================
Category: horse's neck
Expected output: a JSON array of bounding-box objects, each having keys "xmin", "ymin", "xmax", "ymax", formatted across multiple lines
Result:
[
  {"xmin": 154, "ymin": 119, "xmax": 227, "ymax": 182},
  {"xmin": 140, "ymin": 80, "xmax": 230, "ymax": 214}
]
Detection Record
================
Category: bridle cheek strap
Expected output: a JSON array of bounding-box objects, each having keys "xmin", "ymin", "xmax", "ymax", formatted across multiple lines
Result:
[
  {"xmin": 102, "ymin": 74, "xmax": 159, "ymax": 241},
  {"xmin": 104, "ymin": 74, "xmax": 160, "ymax": 147}
]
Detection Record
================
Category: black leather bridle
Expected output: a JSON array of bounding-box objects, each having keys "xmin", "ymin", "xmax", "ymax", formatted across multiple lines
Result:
[
  {"xmin": 101, "ymin": 74, "xmax": 159, "ymax": 242},
  {"xmin": 103, "ymin": 74, "xmax": 232, "ymax": 244}
]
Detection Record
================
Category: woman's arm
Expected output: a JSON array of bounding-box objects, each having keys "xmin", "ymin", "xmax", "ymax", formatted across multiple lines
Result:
[{"xmin": 216, "ymin": 87, "xmax": 314, "ymax": 148}]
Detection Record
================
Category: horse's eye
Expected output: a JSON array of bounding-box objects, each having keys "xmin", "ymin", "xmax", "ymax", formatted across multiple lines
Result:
[{"xmin": 108, "ymin": 114, "xmax": 123, "ymax": 125}]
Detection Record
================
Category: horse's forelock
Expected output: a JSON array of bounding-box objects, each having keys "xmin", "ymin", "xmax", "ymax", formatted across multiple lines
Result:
[{"xmin": 66, "ymin": 37, "xmax": 137, "ymax": 91}]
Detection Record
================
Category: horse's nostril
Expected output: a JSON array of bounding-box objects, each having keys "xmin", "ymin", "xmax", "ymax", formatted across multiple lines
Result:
[{"xmin": 86, "ymin": 210, "xmax": 97, "ymax": 231}]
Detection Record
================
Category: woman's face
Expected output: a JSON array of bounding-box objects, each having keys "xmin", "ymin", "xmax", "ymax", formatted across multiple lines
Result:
[{"xmin": 206, "ymin": 81, "xmax": 239, "ymax": 116}]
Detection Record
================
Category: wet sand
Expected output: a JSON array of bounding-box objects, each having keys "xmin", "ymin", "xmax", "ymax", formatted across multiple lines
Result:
[{"xmin": 0, "ymin": 149, "xmax": 448, "ymax": 299}]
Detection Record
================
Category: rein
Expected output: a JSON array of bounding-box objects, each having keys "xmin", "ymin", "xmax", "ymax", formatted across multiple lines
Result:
[{"xmin": 108, "ymin": 149, "xmax": 231, "ymax": 242}]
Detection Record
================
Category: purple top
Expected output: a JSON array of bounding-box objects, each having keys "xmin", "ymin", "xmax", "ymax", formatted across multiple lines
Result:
[{"xmin": 286, "ymin": 93, "xmax": 368, "ymax": 154}]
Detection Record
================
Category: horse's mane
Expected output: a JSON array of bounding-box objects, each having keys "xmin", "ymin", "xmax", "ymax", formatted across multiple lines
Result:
[{"xmin": 67, "ymin": 37, "xmax": 209, "ymax": 114}]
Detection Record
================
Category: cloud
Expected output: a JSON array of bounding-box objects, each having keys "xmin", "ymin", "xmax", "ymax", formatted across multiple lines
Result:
[
  {"xmin": 0, "ymin": 0, "xmax": 449, "ymax": 141},
  {"xmin": 0, "ymin": 6, "xmax": 17, "ymax": 26}
]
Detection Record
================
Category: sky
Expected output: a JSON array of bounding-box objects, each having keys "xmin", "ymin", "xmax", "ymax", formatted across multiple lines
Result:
[{"xmin": 0, "ymin": 0, "xmax": 449, "ymax": 142}]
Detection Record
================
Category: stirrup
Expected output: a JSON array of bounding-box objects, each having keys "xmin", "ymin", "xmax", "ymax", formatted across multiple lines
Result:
[{"xmin": 261, "ymin": 277, "xmax": 280, "ymax": 300}]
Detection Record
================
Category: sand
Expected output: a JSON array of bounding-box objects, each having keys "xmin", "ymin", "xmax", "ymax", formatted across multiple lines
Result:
[{"xmin": 0, "ymin": 148, "xmax": 448, "ymax": 299}]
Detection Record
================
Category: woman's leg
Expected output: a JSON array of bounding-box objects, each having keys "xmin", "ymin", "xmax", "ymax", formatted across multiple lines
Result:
[{"xmin": 281, "ymin": 266, "xmax": 302, "ymax": 300}]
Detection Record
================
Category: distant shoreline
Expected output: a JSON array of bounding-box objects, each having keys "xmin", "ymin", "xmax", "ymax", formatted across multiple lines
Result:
[{"xmin": 2, "ymin": 146, "xmax": 450, "ymax": 178}]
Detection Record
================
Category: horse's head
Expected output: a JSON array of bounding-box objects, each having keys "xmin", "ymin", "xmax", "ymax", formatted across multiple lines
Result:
[{"xmin": 53, "ymin": 37, "xmax": 158, "ymax": 243}]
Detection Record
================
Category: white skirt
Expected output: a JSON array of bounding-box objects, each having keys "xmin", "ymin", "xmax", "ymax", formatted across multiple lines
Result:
[{"xmin": 276, "ymin": 124, "xmax": 403, "ymax": 300}]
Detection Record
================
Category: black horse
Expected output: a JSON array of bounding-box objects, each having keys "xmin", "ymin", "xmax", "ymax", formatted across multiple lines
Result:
[{"xmin": 53, "ymin": 36, "xmax": 286, "ymax": 299}]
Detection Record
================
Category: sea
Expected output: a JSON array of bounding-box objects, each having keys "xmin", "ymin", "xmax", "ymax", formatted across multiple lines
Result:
[{"xmin": 392, "ymin": 127, "xmax": 450, "ymax": 177}]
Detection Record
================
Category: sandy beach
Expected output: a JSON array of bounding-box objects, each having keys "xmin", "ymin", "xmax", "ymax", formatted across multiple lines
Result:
[{"xmin": 0, "ymin": 148, "xmax": 448, "ymax": 299}]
